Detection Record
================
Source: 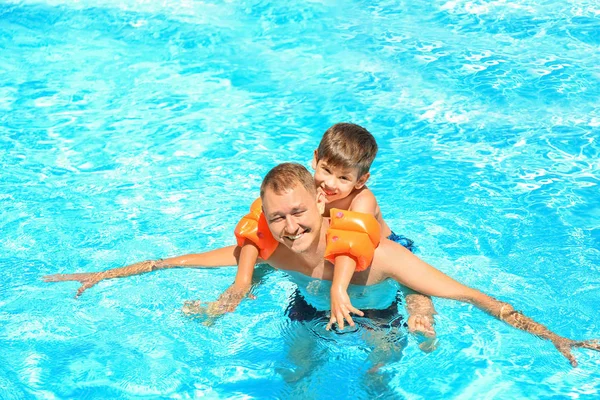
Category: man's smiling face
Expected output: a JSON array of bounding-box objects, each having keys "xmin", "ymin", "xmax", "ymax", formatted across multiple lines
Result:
[{"xmin": 261, "ymin": 183, "xmax": 324, "ymax": 254}]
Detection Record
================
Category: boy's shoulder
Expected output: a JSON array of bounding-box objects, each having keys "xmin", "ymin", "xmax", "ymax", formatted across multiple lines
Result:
[{"xmin": 348, "ymin": 186, "xmax": 379, "ymax": 213}]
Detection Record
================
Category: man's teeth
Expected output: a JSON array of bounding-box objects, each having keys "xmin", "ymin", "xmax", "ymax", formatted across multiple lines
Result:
[{"xmin": 286, "ymin": 233, "xmax": 303, "ymax": 240}]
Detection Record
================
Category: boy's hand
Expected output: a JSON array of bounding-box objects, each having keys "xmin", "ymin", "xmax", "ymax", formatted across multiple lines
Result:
[
  {"xmin": 407, "ymin": 314, "xmax": 438, "ymax": 353},
  {"xmin": 43, "ymin": 272, "xmax": 105, "ymax": 298},
  {"xmin": 327, "ymin": 286, "xmax": 364, "ymax": 331}
]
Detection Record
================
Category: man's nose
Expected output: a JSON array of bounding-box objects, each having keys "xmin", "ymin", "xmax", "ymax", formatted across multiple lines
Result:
[{"xmin": 284, "ymin": 215, "xmax": 298, "ymax": 233}]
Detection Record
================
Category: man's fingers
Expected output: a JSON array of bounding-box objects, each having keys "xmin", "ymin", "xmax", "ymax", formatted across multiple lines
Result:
[
  {"xmin": 182, "ymin": 300, "xmax": 207, "ymax": 315},
  {"xmin": 43, "ymin": 274, "xmax": 59, "ymax": 282},
  {"xmin": 75, "ymin": 281, "xmax": 94, "ymax": 298},
  {"xmin": 557, "ymin": 345, "xmax": 578, "ymax": 367},
  {"xmin": 421, "ymin": 316, "xmax": 433, "ymax": 330},
  {"xmin": 44, "ymin": 274, "xmax": 73, "ymax": 282},
  {"xmin": 567, "ymin": 352, "xmax": 578, "ymax": 368},
  {"xmin": 416, "ymin": 317, "xmax": 435, "ymax": 335},
  {"xmin": 423, "ymin": 328, "xmax": 436, "ymax": 338},
  {"xmin": 248, "ymin": 294, "xmax": 257, "ymax": 300},
  {"xmin": 44, "ymin": 273, "xmax": 91, "ymax": 283},
  {"xmin": 578, "ymin": 340, "xmax": 600, "ymax": 351}
]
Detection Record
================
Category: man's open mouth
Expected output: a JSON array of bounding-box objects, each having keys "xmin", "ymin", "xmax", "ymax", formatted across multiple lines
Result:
[{"xmin": 283, "ymin": 230, "xmax": 309, "ymax": 240}]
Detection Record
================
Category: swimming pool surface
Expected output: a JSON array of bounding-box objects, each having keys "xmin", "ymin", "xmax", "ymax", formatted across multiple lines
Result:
[{"xmin": 1, "ymin": 0, "xmax": 599, "ymax": 398}]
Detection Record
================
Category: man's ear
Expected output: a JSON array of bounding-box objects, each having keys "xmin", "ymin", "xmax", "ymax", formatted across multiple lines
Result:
[
  {"xmin": 311, "ymin": 150, "xmax": 318, "ymax": 170},
  {"xmin": 355, "ymin": 172, "xmax": 370, "ymax": 189},
  {"xmin": 316, "ymin": 188, "xmax": 326, "ymax": 215}
]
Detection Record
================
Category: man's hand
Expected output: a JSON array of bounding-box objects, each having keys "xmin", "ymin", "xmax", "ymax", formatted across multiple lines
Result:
[
  {"xmin": 551, "ymin": 338, "xmax": 600, "ymax": 367},
  {"xmin": 407, "ymin": 314, "xmax": 438, "ymax": 353},
  {"xmin": 326, "ymin": 286, "xmax": 364, "ymax": 331},
  {"xmin": 182, "ymin": 284, "xmax": 254, "ymax": 325},
  {"xmin": 43, "ymin": 272, "xmax": 105, "ymax": 298},
  {"xmin": 43, "ymin": 260, "xmax": 158, "ymax": 298}
]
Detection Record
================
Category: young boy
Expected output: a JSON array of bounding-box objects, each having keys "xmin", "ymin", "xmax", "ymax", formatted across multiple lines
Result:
[{"xmin": 311, "ymin": 123, "xmax": 418, "ymax": 330}]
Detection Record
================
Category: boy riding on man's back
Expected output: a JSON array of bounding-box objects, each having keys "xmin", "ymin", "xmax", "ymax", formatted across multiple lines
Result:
[{"xmin": 310, "ymin": 123, "xmax": 419, "ymax": 330}]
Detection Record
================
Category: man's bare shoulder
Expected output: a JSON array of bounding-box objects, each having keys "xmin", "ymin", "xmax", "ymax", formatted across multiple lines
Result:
[{"xmin": 371, "ymin": 238, "xmax": 414, "ymax": 277}]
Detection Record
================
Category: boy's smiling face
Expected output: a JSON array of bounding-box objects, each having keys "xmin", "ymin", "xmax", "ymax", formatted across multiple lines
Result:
[{"xmin": 312, "ymin": 153, "xmax": 369, "ymax": 204}]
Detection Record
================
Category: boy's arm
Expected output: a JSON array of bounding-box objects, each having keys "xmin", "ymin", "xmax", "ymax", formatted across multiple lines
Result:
[
  {"xmin": 43, "ymin": 245, "xmax": 240, "ymax": 298},
  {"xmin": 384, "ymin": 245, "xmax": 600, "ymax": 366},
  {"xmin": 327, "ymin": 255, "xmax": 364, "ymax": 330},
  {"xmin": 327, "ymin": 193, "xmax": 378, "ymax": 330}
]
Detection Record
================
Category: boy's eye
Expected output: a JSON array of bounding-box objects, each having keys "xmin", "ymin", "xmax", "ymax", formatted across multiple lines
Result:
[
  {"xmin": 322, "ymin": 167, "xmax": 331, "ymax": 173},
  {"xmin": 340, "ymin": 176, "xmax": 348, "ymax": 181}
]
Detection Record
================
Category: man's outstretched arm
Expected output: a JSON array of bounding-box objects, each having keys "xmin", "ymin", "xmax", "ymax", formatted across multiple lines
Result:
[
  {"xmin": 460, "ymin": 291, "xmax": 600, "ymax": 367},
  {"xmin": 382, "ymin": 243, "xmax": 600, "ymax": 366},
  {"xmin": 43, "ymin": 245, "xmax": 240, "ymax": 297}
]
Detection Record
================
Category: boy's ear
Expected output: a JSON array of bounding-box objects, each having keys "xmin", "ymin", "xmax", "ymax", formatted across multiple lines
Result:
[
  {"xmin": 311, "ymin": 150, "xmax": 318, "ymax": 170},
  {"xmin": 316, "ymin": 188, "xmax": 326, "ymax": 214},
  {"xmin": 355, "ymin": 172, "xmax": 370, "ymax": 189}
]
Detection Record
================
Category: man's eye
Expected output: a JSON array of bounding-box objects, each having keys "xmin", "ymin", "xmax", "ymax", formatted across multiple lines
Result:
[
  {"xmin": 293, "ymin": 210, "xmax": 305, "ymax": 216},
  {"xmin": 270, "ymin": 216, "xmax": 284, "ymax": 222}
]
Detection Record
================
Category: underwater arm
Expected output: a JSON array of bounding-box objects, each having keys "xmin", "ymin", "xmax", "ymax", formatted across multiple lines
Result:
[
  {"xmin": 182, "ymin": 197, "xmax": 280, "ymax": 320},
  {"xmin": 384, "ymin": 245, "xmax": 600, "ymax": 366},
  {"xmin": 403, "ymin": 288, "xmax": 438, "ymax": 352},
  {"xmin": 183, "ymin": 241, "xmax": 261, "ymax": 318},
  {"xmin": 463, "ymin": 291, "xmax": 600, "ymax": 367},
  {"xmin": 43, "ymin": 245, "xmax": 240, "ymax": 298}
]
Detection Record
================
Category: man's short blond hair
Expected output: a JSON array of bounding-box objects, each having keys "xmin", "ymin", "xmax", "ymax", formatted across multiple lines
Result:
[
  {"xmin": 316, "ymin": 123, "xmax": 378, "ymax": 176},
  {"xmin": 260, "ymin": 163, "xmax": 316, "ymax": 198}
]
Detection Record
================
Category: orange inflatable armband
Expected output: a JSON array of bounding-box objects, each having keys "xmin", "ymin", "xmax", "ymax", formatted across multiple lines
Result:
[
  {"xmin": 234, "ymin": 198, "xmax": 278, "ymax": 260},
  {"xmin": 325, "ymin": 208, "xmax": 381, "ymax": 272}
]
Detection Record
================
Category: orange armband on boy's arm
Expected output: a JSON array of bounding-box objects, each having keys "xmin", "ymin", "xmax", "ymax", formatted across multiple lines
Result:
[
  {"xmin": 234, "ymin": 198, "xmax": 278, "ymax": 260},
  {"xmin": 324, "ymin": 209, "xmax": 381, "ymax": 272}
]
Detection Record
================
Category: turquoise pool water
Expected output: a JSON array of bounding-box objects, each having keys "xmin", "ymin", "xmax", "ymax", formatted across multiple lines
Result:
[{"xmin": 1, "ymin": 0, "xmax": 599, "ymax": 398}]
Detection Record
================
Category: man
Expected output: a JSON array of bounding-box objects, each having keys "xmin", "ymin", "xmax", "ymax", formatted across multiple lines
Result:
[{"xmin": 45, "ymin": 163, "xmax": 599, "ymax": 366}]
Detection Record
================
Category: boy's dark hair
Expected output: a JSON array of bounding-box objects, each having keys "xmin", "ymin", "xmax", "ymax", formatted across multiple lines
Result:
[
  {"xmin": 316, "ymin": 123, "xmax": 378, "ymax": 176},
  {"xmin": 260, "ymin": 163, "xmax": 317, "ymax": 198}
]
